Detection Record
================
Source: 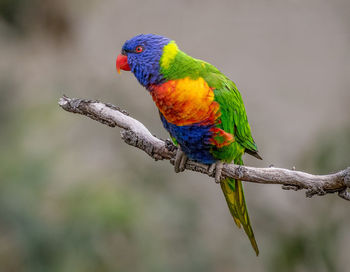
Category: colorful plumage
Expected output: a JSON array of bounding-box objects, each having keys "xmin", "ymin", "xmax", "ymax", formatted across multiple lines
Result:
[{"xmin": 116, "ymin": 34, "xmax": 262, "ymax": 255}]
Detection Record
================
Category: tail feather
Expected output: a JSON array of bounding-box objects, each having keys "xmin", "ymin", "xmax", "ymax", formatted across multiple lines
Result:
[{"xmin": 220, "ymin": 177, "xmax": 259, "ymax": 255}]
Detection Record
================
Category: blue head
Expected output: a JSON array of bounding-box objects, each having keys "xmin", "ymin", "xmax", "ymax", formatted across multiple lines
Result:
[{"xmin": 117, "ymin": 34, "xmax": 171, "ymax": 87}]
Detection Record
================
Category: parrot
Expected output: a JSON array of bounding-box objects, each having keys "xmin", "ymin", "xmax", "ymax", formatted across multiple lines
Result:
[{"xmin": 116, "ymin": 34, "xmax": 262, "ymax": 255}]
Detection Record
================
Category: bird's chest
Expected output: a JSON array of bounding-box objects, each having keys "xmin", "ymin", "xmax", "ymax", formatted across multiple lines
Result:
[{"xmin": 149, "ymin": 78, "xmax": 220, "ymax": 126}]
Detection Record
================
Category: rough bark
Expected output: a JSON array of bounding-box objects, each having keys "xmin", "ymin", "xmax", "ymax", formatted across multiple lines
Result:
[{"xmin": 58, "ymin": 95, "xmax": 350, "ymax": 201}]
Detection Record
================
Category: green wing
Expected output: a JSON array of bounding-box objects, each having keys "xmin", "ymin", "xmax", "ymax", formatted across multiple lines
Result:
[
  {"xmin": 199, "ymin": 62, "xmax": 260, "ymax": 158},
  {"xmin": 198, "ymin": 62, "xmax": 260, "ymax": 255}
]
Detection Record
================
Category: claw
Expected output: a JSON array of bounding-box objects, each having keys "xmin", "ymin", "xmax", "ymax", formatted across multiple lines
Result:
[
  {"xmin": 179, "ymin": 153, "xmax": 188, "ymax": 172},
  {"xmin": 208, "ymin": 163, "xmax": 216, "ymax": 175},
  {"xmin": 174, "ymin": 147, "xmax": 187, "ymax": 173},
  {"xmin": 208, "ymin": 161, "xmax": 224, "ymax": 183}
]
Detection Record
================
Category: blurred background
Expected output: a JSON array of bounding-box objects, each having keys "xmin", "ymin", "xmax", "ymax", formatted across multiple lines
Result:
[{"xmin": 0, "ymin": 0, "xmax": 349, "ymax": 271}]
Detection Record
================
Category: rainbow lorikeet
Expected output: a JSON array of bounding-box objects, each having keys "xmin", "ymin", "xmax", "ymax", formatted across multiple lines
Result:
[{"xmin": 116, "ymin": 34, "xmax": 262, "ymax": 255}]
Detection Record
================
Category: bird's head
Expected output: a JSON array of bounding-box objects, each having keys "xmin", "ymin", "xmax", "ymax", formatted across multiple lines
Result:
[{"xmin": 116, "ymin": 34, "xmax": 171, "ymax": 87}]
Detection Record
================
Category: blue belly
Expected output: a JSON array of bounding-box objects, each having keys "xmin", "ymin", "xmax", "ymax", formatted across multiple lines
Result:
[{"xmin": 160, "ymin": 114, "xmax": 216, "ymax": 164}]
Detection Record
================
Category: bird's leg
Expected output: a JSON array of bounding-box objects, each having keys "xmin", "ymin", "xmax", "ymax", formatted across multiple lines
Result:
[
  {"xmin": 208, "ymin": 161, "xmax": 224, "ymax": 183},
  {"xmin": 174, "ymin": 147, "xmax": 188, "ymax": 173},
  {"xmin": 214, "ymin": 161, "xmax": 224, "ymax": 183},
  {"xmin": 178, "ymin": 153, "xmax": 188, "ymax": 172},
  {"xmin": 208, "ymin": 163, "xmax": 216, "ymax": 175}
]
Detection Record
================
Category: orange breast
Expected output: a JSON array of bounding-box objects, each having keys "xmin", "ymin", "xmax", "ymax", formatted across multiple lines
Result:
[{"xmin": 150, "ymin": 77, "xmax": 221, "ymax": 126}]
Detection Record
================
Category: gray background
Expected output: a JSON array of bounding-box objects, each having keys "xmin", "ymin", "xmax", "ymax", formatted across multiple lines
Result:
[{"xmin": 0, "ymin": 0, "xmax": 349, "ymax": 271}]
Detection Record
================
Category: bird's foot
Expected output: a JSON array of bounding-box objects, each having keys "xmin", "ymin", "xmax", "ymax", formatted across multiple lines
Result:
[
  {"xmin": 174, "ymin": 147, "xmax": 188, "ymax": 173},
  {"xmin": 208, "ymin": 161, "xmax": 224, "ymax": 183}
]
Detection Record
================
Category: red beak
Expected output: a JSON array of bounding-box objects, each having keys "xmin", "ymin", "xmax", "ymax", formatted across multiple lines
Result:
[{"xmin": 116, "ymin": 54, "xmax": 131, "ymax": 74}]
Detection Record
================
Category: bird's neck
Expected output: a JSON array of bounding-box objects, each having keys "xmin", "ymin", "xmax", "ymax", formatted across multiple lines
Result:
[
  {"xmin": 143, "ymin": 41, "xmax": 200, "ymax": 90},
  {"xmin": 159, "ymin": 43, "xmax": 203, "ymax": 82}
]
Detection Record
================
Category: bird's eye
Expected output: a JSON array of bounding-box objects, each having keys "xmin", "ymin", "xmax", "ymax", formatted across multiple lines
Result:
[{"xmin": 135, "ymin": 45, "xmax": 144, "ymax": 53}]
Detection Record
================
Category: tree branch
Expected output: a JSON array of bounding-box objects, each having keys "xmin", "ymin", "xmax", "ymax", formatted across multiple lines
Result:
[{"xmin": 58, "ymin": 95, "xmax": 350, "ymax": 201}]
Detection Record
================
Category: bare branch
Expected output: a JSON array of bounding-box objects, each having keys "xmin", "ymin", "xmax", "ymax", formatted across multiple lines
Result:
[{"xmin": 58, "ymin": 96, "xmax": 350, "ymax": 201}]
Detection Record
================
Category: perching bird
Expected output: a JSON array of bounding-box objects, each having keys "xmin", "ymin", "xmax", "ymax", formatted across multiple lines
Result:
[{"xmin": 116, "ymin": 34, "xmax": 262, "ymax": 255}]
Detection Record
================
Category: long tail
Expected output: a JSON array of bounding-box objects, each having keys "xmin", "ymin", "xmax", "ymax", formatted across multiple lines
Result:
[{"xmin": 220, "ymin": 164, "xmax": 259, "ymax": 255}]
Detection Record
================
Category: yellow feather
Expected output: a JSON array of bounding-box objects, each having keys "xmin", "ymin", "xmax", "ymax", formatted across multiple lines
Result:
[{"xmin": 160, "ymin": 41, "xmax": 178, "ymax": 69}]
